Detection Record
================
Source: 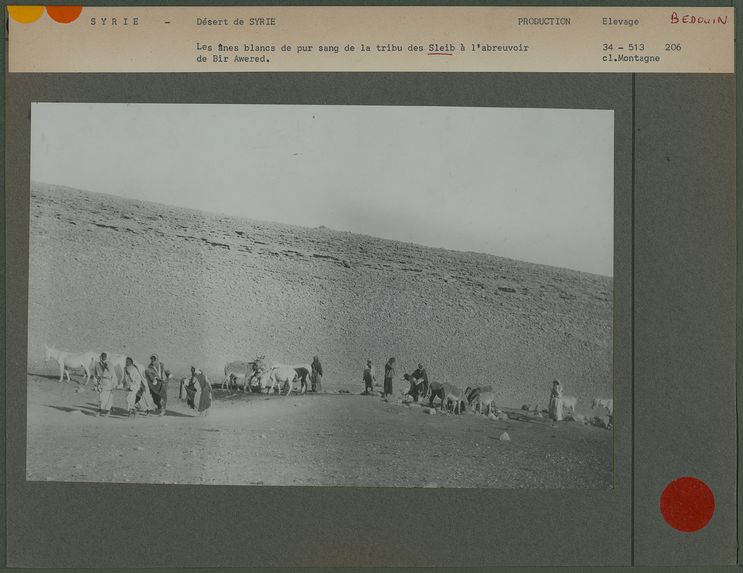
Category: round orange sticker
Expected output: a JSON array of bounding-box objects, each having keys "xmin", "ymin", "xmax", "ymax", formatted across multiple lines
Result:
[
  {"xmin": 46, "ymin": 5, "xmax": 83, "ymax": 23},
  {"xmin": 7, "ymin": 6, "xmax": 45, "ymax": 23}
]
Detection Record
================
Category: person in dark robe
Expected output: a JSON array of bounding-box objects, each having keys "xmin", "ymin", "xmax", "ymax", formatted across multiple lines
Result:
[
  {"xmin": 187, "ymin": 366, "xmax": 212, "ymax": 416},
  {"xmin": 410, "ymin": 363, "xmax": 429, "ymax": 400},
  {"xmin": 145, "ymin": 354, "xmax": 168, "ymax": 416},
  {"xmin": 403, "ymin": 373, "xmax": 423, "ymax": 402},
  {"xmin": 185, "ymin": 373, "xmax": 197, "ymax": 410},
  {"xmin": 383, "ymin": 357, "xmax": 396, "ymax": 399},
  {"xmin": 362, "ymin": 360, "xmax": 375, "ymax": 395},
  {"xmin": 311, "ymin": 356, "xmax": 323, "ymax": 392}
]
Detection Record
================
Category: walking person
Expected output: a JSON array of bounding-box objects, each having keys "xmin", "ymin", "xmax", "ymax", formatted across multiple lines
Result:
[
  {"xmin": 383, "ymin": 357, "xmax": 396, "ymax": 399},
  {"xmin": 187, "ymin": 366, "xmax": 212, "ymax": 416},
  {"xmin": 93, "ymin": 352, "xmax": 117, "ymax": 417},
  {"xmin": 311, "ymin": 356, "xmax": 323, "ymax": 393},
  {"xmin": 122, "ymin": 357, "xmax": 145, "ymax": 418},
  {"xmin": 145, "ymin": 354, "xmax": 168, "ymax": 416},
  {"xmin": 362, "ymin": 360, "xmax": 375, "ymax": 395},
  {"xmin": 164, "ymin": 369, "xmax": 174, "ymax": 400},
  {"xmin": 185, "ymin": 367, "xmax": 202, "ymax": 410},
  {"xmin": 135, "ymin": 367, "xmax": 156, "ymax": 416},
  {"xmin": 185, "ymin": 371, "xmax": 197, "ymax": 410},
  {"xmin": 548, "ymin": 379, "xmax": 564, "ymax": 422}
]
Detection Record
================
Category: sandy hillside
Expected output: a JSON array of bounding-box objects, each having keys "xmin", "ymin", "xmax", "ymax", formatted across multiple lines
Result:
[{"xmin": 27, "ymin": 182, "xmax": 612, "ymax": 412}]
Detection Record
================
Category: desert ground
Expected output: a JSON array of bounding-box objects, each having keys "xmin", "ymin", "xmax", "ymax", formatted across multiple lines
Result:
[
  {"xmin": 26, "ymin": 375, "xmax": 611, "ymax": 488},
  {"xmin": 26, "ymin": 182, "xmax": 613, "ymax": 487}
]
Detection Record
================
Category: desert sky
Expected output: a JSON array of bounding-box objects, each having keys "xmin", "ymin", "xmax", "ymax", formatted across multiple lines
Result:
[{"xmin": 31, "ymin": 103, "xmax": 613, "ymax": 275}]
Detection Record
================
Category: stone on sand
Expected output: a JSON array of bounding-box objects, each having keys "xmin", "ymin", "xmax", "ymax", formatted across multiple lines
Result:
[{"xmin": 499, "ymin": 432, "xmax": 510, "ymax": 441}]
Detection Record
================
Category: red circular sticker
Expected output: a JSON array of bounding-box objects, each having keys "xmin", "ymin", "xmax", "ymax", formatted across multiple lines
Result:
[
  {"xmin": 46, "ymin": 6, "xmax": 83, "ymax": 23},
  {"xmin": 660, "ymin": 477, "xmax": 715, "ymax": 532}
]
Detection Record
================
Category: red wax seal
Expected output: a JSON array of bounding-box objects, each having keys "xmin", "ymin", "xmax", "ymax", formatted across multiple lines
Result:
[{"xmin": 660, "ymin": 477, "xmax": 715, "ymax": 532}]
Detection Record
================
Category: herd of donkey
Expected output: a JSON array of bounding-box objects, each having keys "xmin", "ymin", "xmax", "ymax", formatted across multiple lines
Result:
[{"xmin": 41, "ymin": 344, "xmax": 614, "ymax": 422}]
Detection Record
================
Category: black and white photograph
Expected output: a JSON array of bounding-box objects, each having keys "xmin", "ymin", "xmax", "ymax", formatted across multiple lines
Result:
[{"xmin": 26, "ymin": 102, "xmax": 614, "ymax": 488}]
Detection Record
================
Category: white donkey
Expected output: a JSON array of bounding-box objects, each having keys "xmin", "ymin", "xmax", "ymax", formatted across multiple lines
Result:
[
  {"xmin": 562, "ymin": 395, "xmax": 578, "ymax": 418},
  {"xmin": 44, "ymin": 344, "xmax": 98, "ymax": 385},
  {"xmin": 258, "ymin": 364, "xmax": 313, "ymax": 396}
]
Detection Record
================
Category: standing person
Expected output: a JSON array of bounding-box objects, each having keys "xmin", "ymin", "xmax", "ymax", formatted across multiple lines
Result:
[
  {"xmin": 122, "ymin": 357, "xmax": 145, "ymax": 418},
  {"xmin": 383, "ymin": 357, "xmax": 396, "ymax": 399},
  {"xmin": 548, "ymin": 379, "xmax": 564, "ymax": 422},
  {"xmin": 188, "ymin": 366, "xmax": 213, "ymax": 416},
  {"xmin": 410, "ymin": 363, "xmax": 429, "ymax": 401},
  {"xmin": 164, "ymin": 369, "xmax": 174, "ymax": 401},
  {"xmin": 146, "ymin": 354, "xmax": 168, "ymax": 416},
  {"xmin": 311, "ymin": 356, "xmax": 323, "ymax": 393},
  {"xmin": 362, "ymin": 360, "xmax": 375, "ymax": 395},
  {"xmin": 135, "ymin": 366, "xmax": 156, "ymax": 416},
  {"xmin": 185, "ymin": 370, "xmax": 198, "ymax": 410},
  {"xmin": 93, "ymin": 352, "xmax": 117, "ymax": 417}
]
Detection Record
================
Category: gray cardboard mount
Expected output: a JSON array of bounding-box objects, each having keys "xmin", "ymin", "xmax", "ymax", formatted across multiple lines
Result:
[
  {"xmin": 3, "ymin": 72, "xmax": 735, "ymax": 567},
  {"xmin": 632, "ymin": 74, "xmax": 736, "ymax": 565}
]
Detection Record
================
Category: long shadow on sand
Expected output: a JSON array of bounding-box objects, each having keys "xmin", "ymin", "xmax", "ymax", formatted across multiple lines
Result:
[
  {"xmin": 46, "ymin": 404, "xmax": 101, "ymax": 417},
  {"xmin": 76, "ymin": 401, "xmax": 195, "ymax": 418},
  {"xmin": 45, "ymin": 403, "xmax": 195, "ymax": 418},
  {"xmin": 50, "ymin": 403, "xmax": 138, "ymax": 418},
  {"xmin": 156, "ymin": 409, "xmax": 195, "ymax": 418},
  {"xmin": 505, "ymin": 412, "xmax": 549, "ymax": 424},
  {"xmin": 28, "ymin": 372, "xmax": 76, "ymax": 382}
]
